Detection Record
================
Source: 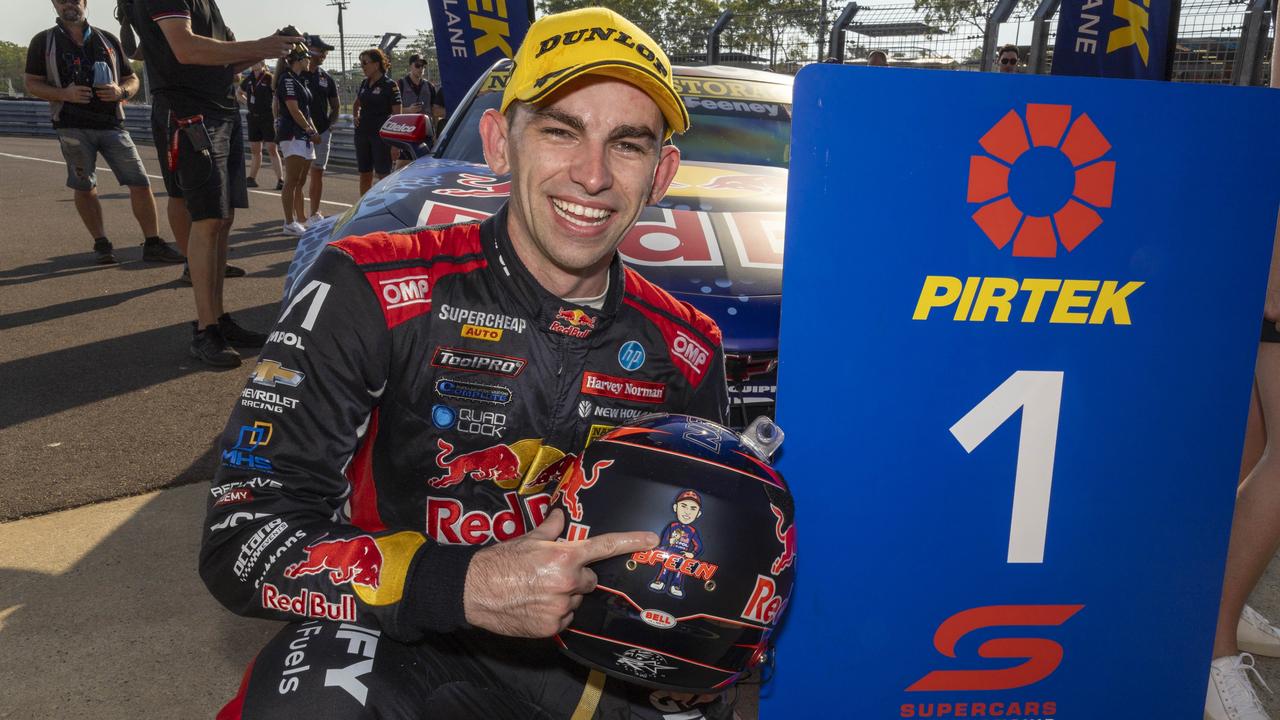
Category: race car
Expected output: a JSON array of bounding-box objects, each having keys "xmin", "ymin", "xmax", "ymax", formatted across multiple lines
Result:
[{"xmin": 285, "ymin": 61, "xmax": 792, "ymax": 428}]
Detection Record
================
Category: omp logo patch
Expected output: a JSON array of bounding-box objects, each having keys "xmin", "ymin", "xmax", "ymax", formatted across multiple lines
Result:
[{"xmin": 967, "ymin": 104, "xmax": 1115, "ymax": 258}]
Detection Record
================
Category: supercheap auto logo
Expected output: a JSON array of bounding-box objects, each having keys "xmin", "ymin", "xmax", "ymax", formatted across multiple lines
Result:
[{"xmin": 966, "ymin": 104, "xmax": 1115, "ymax": 258}]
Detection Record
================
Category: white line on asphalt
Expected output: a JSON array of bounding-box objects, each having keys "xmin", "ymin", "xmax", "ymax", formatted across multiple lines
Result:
[{"xmin": 0, "ymin": 151, "xmax": 354, "ymax": 208}]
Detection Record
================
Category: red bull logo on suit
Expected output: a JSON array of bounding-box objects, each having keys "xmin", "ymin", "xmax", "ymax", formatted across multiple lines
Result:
[{"xmin": 284, "ymin": 536, "xmax": 384, "ymax": 589}]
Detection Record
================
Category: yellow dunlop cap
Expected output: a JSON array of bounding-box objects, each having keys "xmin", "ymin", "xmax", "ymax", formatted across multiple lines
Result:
[{"xmin": 501, "ymin": 7, "xmax": 689, "ymax": 139}]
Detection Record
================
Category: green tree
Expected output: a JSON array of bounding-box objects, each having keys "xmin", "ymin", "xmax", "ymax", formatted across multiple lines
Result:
[
  {"xmin": 912, "ymin": 0, "xmax": 1036, "ymax": 36},
  {"xmin": 722, "ymin": 0, "xmax": 824, "ymax": 66},
  {"xmin": 0, "ymin": 41, "xmax": 29, "ymax": 96},
  {"xmin": 535, "ymin": 0, "xmax": 721, "ymax": 59}
]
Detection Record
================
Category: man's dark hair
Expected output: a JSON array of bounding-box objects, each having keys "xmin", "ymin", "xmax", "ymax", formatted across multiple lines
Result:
[{"xmin": 999, "ymin": 44, "xmax": 1020, "ymax": 59}]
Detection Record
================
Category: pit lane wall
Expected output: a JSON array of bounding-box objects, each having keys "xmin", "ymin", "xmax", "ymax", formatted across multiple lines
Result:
[
  {"xmin": 765, "ymin": 65, "xmax": 1280, "ymax": 717},
  {"xmin": 0, "ymin": 99, "xmax": 362, "ymax": 168}
]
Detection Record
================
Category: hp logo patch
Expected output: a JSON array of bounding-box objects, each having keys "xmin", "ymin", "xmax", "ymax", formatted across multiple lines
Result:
[
  {"xmin": 431, "ymin": 404, "xmax": 457, "ymax": 429},
  {"xmin": 618, "ymin": 341, "xmax": 646, "ymax": 372}
]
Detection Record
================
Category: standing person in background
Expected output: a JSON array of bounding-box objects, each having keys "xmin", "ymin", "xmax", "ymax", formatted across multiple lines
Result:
[
  {"xmin": 395, "ymin": 53, "xmax": 440, "ymax": 169},
  {"xmin": 23, "ymin": 0, "xmax": 183, "ymax": 266},
  {"xmin": 997, "ymin": 44, "xmax": 1021, "ymax": 73},
  {"xmin": 352, "ymin": 47, "xmax": 400, "ymax": 196},
  {"xmin": 299, "ymin": 34, "xmax": 339, "ymax": 225},
  {"xmin": 129, "ymin": 0, "xmax": 300, "ymax": 367},
  {"xmin": 274, "ymin": 43, "xmax": 318, "ymax": 236},
  {"xmin": 237, "ymin": 60, "xmax": 283, "ymax": 191}
]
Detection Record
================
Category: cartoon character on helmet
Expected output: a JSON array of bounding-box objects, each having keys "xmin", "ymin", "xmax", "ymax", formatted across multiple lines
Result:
[{"xmin": 550, "ymin": 413, "xmax": 796, "ymax": 693}]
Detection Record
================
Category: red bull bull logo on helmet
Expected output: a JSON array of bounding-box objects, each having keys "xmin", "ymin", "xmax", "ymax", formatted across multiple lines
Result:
[
  {"xmin": 284, "ymin": 536, "xmax": 384, "ymax": 589},
  {"xmin": 551, "ymin": 458, "xmax": 614, "ymax": 521},
  {"xmin": 770, "ymin": 503, "xmax": 796, "ymax": 576},
  {"xmin": 550, "ymin": 307, "xmax": 598, "ymax": 338}
]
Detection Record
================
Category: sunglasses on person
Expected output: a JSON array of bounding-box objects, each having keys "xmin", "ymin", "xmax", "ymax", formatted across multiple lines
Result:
[
  {"xmin": 1000, "ymin": 57, "xmax": 1018, "ymax": 65},
  {"xmin": 412, "ymin": 62, "xmax": 425, "ymax": 69}
]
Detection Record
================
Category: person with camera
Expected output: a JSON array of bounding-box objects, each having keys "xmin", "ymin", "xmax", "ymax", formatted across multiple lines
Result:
[
  {"xmin": 24, "ymin": 0, "xmax": 183, "ymax": 266},
  {"xmin": 127, "ymin": 0, "xmax": 300, "ymax": 367}
]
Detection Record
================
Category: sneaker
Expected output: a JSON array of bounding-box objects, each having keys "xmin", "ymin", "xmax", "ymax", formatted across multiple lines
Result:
[
  {"xmin": 283, "ymin": 221, "xmax": 307, "ymax": 236},
  {"xmin": 190, "ymin": 324, "xmax": 241, "ymax": 368},
  {"xmin": 93, "ymin": 239, "xmax": 117, "ymax": 265},
  {"xmin": 668, "ymin": 585, "xmax": 684, "ymax": 599},
  {"xmin": 649, "ymin": 581, "xmax": 665, "ymax": 592},
  {"xmin": 1240, "ymin": 605, "xmax": 1280, "ymax": 658},
  {"xmin": 306, "ymin": 212, "xmax": 325, "ymax": 226},
  {"xmin": 275, "ymin": 179, "xmax": 284, "ymax": 191},
  {"xmin": 246, "ymin": 177, "xmax": 259, "ymax": 188},
  {"xmin": 218, "ymin": 313, "xmax": 268, "ymax": 349},
  {"xmin": 142, "ymin": 240, "xmax": 186, "ymax": 263},
  {"xmin": 179, "ymin": 264, "xmax": 246, "ymax": 284},
  {"xmin": 1206, "ymin": 653, "xmax": 1272, "ymax": 720}
]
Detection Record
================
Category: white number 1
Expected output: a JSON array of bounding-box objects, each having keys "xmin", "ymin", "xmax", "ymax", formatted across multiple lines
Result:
[{"xmin": 949, "ymin": 371, "xmax": 1064, "ymax": 564}]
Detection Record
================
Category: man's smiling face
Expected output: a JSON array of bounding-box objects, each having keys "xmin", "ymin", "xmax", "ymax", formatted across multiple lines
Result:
[{"xmin": 480, "ymin": 75, "xmax": 680, "ymax": 295}]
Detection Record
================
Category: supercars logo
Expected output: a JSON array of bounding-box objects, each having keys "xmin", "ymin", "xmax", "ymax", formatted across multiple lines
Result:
[
  {"xmin": 551, "ymin": 308, "xmax": 598, "ymax": 338},
  {"xmin": 967, "ymin": 104, "xmax": 1115, "ymax": 258},
  {"xmin": 907, "ymin": 604, "xmax": 1085, "ymax": 692}
]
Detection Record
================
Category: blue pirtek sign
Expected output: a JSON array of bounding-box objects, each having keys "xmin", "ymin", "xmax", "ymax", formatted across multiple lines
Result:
[
  {"xmin": 763, "ymin": 65, "xmax": 1280, "ymax": 717},
  {"xmin": 1051, "ymin": 0, "xmax": 1174, "ymax": 79},
  {"xmin": 426, "ymin": 0, "xmax": 533, "ymax": 114}
]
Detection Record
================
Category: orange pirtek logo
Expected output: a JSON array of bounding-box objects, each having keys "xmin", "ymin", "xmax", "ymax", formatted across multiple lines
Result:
[{"xmin": 967, "ymin": 104, "xmax": 1115, "ymax": 258}]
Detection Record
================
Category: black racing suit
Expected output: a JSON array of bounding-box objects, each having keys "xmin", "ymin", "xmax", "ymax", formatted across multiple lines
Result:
[{"xmin": 201, "ymin": 206, "xmax": 733, "ymax": 718}]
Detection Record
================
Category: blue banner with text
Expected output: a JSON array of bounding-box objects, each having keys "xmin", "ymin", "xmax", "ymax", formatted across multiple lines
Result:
[
  {"xmin": 1051, "ymin": 0, "xmax": 1174, "ymax": 79},
  {"xmin": 763, "ymin": 65, "xmax": 1280, "ymax": 717},
  {"xmin": 427, "ymin": 0, "xmax": 532, "ymax": 114}
]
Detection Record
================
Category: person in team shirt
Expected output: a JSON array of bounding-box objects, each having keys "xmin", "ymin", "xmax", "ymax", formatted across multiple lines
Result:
[
  {"xmin": 299, "ymin": 34, "xmax": 339, "ymax": 225},
  {"xmin": 273, "ymin": 43, "xmax": 318, "ymax": 236},
  {"xmin": 237, "ymin": 60, "xmax": 282, "ymax": 190},
  {"xmin": 352, "ymin": 47, "xmax": 401, "ymax": 196}
]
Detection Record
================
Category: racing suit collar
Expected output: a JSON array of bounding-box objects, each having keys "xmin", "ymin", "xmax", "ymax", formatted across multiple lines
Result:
[{"xmin": 480, "ymin": 204, "xmax": 624, "ymax": 336}]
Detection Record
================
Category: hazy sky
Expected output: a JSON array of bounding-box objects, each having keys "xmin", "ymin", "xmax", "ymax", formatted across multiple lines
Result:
[{"xmin": 5, "ymin": 0, "xmax": 438, "ymax": 45}]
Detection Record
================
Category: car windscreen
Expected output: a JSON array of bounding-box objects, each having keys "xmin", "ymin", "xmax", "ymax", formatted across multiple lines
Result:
[{"xmin": 438, "ymin": 79, "xmax": 792, "ymax": 169}]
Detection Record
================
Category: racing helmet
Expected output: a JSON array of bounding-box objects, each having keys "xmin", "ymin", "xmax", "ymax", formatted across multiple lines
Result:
[{"xmin": 552, "ymin": 414, "xmax": 796, "ymax": 693}]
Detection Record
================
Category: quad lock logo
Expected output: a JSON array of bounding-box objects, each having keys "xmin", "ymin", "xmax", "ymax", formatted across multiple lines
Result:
[{"xmin": 914, "ymin": 105, "xmax": 1144, "ymax": 326}]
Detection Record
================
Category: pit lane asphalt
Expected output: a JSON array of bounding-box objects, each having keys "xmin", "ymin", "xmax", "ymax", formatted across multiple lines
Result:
[{"xmin": 0, "ymin": 135, "xmax": 360, "ymax": 521}]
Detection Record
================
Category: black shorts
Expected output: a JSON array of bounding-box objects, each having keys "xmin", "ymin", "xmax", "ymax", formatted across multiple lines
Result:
[
  {"xmin": 1262, "ymin": 318, "xmax": 1280, "ymax": 343},
  {"xmin": 224, "ymin": 621, "xmax": 734, "ymax": 719},
  {"xmin": 246, "ymin": 113, "xmax": 275, "ymax": 143},
  {"xmin": 149, "ymin": 95, "xmax": 249, "ymax": 222},
  {"xmin": 354, "ymin": 131, "xmax": 393, "ymax": 175}
]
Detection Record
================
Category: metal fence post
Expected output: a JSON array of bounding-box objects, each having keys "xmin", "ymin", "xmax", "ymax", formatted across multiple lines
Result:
[
  {"xmin": 1027, "ymin": 0, "xmax": 1062, "ymax": 73},
  {"xmin": 982, "ymin": 0, "xmax": 1022, "ymax": 71},
  {"xmin": 709, "ymin": 10, "xmax": 734, "ymax": 65},
  {"xmin": 829, "ymin": 2, "xmax": 860, "ymax": 63},
  {"xmin": 1233, "ymin": 0, "xmax": 1270, "ymax": 85}
]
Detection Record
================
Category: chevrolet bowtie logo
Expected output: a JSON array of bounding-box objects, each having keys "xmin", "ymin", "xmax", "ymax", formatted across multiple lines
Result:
[{"xmin": 252, "ymin": 359, "xmax": 305, "ymax": 388}]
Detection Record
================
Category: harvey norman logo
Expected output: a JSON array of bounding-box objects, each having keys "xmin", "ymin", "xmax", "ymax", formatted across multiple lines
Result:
[{"xmin": 581, "ymin": 371, "xmax": 666, "ymax": 404}]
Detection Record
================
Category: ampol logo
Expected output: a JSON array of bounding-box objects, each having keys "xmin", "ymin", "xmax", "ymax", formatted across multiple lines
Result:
[{"xmin": 967, "ymin": 104, "xmax": 1115, "ymax": 258}]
